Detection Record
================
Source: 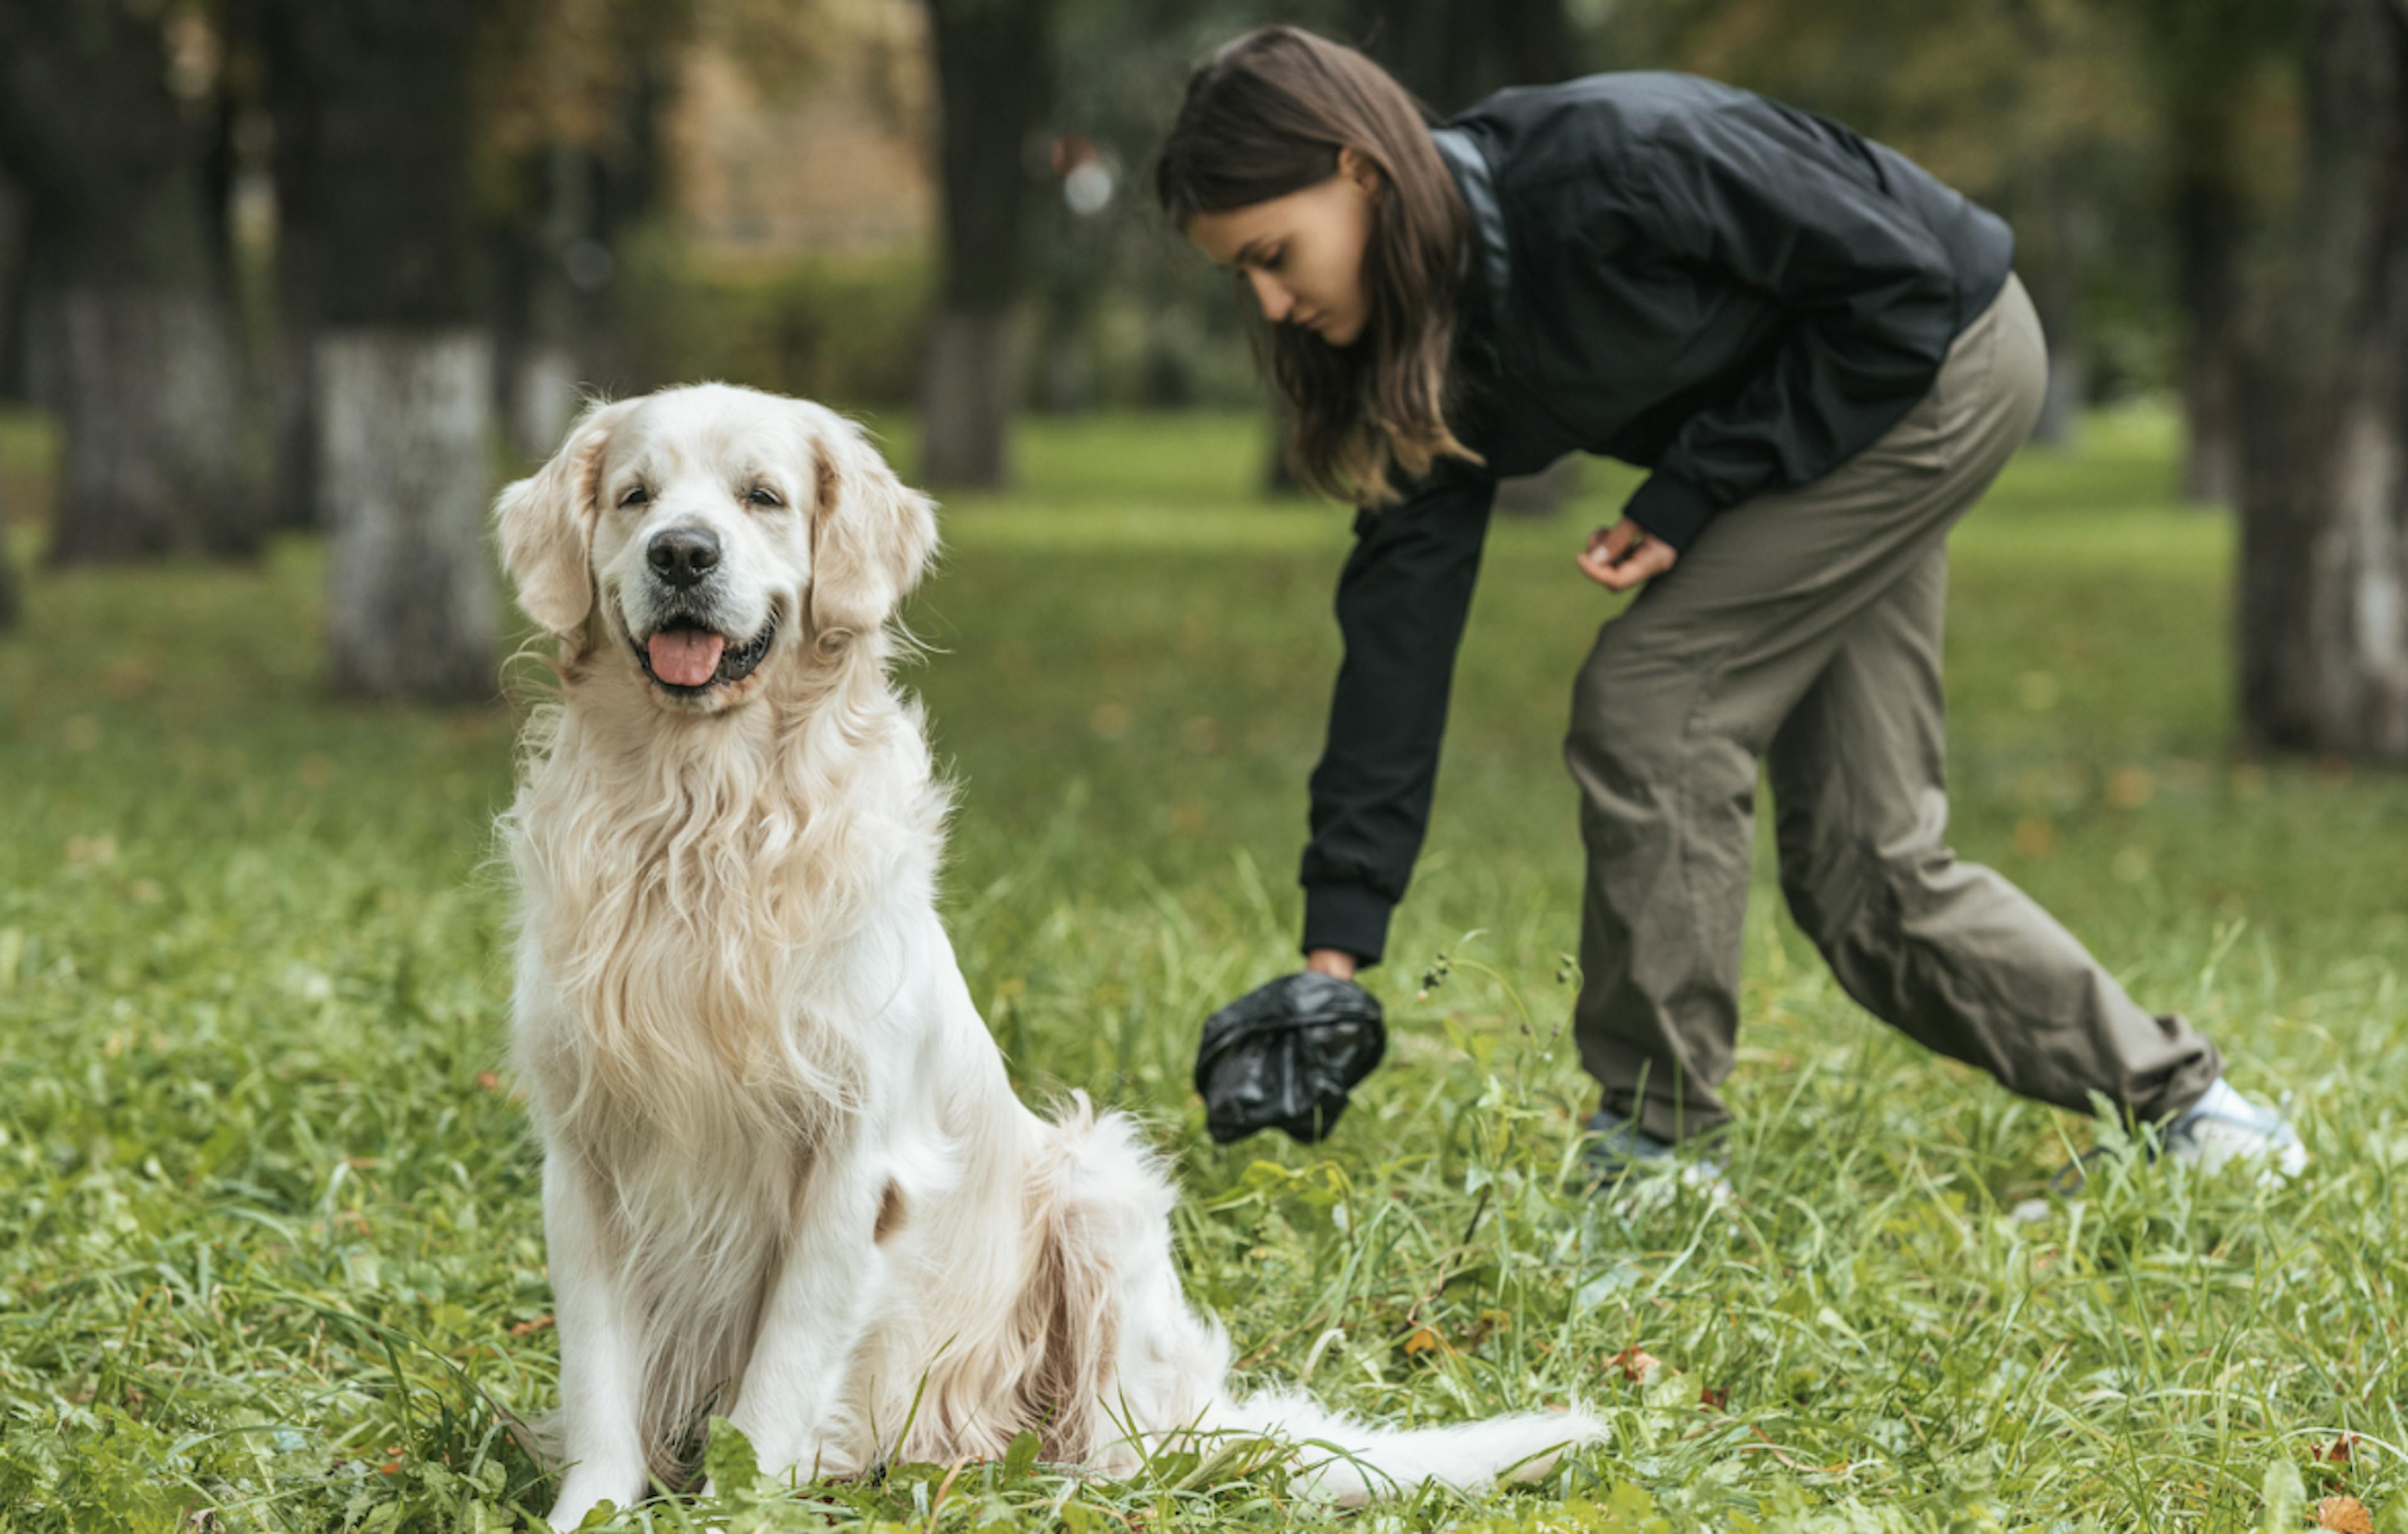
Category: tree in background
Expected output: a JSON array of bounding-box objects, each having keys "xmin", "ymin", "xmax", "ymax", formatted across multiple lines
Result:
[
  {"xmin": 480, "ymin": 0, "xmax": 697, "ymax": 460},
  {"xmin": 230, "ymin": 0, "xmax": 325, "ymax": 535},
  {"xmin": 0, "ymin": 0, "xmax": 258, "ymax": 562},
  {"xmin": 236, "ymin": 0, "xmax": 689, "ymax": 526},
  {"xmin": 2234, "ymin": 0, "xmax": 2408, "ymax": 764},
  {"xmin": 921, "ymin": 0, "xmax": 1056, "ymax": 488},
  {"xmin": 2121, "ymin": 0, "xmax": 2299, "ymax": 507},
  {"xmin": 0, "ymin": 169, "xmax": 22, "ymax": 625},
  {"xmin": 1029, "ymin": 0, "xmax": 1312, "ymax": 428},
  {"xmin": 1629, "ymin": 0, "xmax": 2160, "ymax": 451},
  {"xmin": 0, "ymin": 475, "xmax": 16, "ymax": 631},
  {"xmin": 1345, "ymin": 0, "xmax": 1573, "ymax": 115},
  {"xmin": 262, "ymin": 0, "xmax": 500, "ymax": 701},
  {"xmin": 0, "ymin": 173, "xmax": 29, "ymax": 403}
]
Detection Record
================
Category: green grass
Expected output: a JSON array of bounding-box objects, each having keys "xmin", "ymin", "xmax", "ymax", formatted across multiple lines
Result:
[{"xmin": 2, "ymin": 404, "xmax": 2405, "ymax": 1532}]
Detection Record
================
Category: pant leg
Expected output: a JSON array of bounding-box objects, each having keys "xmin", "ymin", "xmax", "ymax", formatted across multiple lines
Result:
[
  {"xmin": 1569, "ymin": 272, "xmax": 2076, "ymax": 1143},
  {"xmin": 1763, "ymin": 502, "xmax": 2223, "ymax": 1123}
]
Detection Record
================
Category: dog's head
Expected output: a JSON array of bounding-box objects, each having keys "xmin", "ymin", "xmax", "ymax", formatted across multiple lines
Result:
[{"xmin": 494, "ymin": 384, "xmax": 937, "ymax": 713}]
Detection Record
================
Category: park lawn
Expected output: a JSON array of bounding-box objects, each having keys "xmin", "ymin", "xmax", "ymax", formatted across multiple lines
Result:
[{"xmin": 1, "ymin": 404, "xmax": 2404, "ymax": 1531}]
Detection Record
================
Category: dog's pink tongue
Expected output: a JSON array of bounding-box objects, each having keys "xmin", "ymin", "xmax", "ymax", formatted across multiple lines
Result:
[{"xmin": 647, "ymin": 629, "xmax": 725, "ymax": 686}]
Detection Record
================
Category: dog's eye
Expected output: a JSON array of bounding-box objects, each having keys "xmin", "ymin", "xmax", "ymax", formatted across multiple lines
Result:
[
  {"xmin": 744, "ymin": 487, "xmax": 782, "ymax": 508},
  {"xmin": 619, "ymin": 486, "xmax": 650, "ymax": 508}
]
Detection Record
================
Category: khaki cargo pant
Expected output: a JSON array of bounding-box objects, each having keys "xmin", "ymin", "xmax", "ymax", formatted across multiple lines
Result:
[{"xmin": 1568, "ymin": 273, "xmax": 2222, "ymax": 1143}]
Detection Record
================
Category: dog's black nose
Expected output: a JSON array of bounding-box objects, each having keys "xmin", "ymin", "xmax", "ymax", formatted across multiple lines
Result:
[{"xmin": 647, "ymin": 528, "xmax": 721, "ymax": 589}]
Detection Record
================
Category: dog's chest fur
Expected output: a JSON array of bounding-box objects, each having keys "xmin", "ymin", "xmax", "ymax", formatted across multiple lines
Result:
[{"xmin": 507, "ymin": 688, "xmax": 941, "ymax": 1145}]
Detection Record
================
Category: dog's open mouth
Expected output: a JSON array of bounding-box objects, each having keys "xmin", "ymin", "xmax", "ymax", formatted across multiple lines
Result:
[{"xmin": 635, "ymin": 612, "xmax": 777, "ymax": 693}]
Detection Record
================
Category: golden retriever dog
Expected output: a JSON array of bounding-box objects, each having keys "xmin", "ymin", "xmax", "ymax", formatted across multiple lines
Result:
[{"xmin": 492, "ymin": 382, "xmax": 1600, "ymax": 1527}]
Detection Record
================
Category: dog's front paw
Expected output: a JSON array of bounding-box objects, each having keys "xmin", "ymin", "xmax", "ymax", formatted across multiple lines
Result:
[
  {"xmin": 546, "ymin": 1491, "xmax": 620, "ymax": 1531},
  {"xmin": 547, "ymin": 1464, "xmax": 646, "ymax": 1530}
]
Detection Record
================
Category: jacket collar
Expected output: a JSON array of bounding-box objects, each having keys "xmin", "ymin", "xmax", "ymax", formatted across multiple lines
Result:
[{"xmin": 1431, "ymin": 125, "xmax": 1511, "ymax": 328}]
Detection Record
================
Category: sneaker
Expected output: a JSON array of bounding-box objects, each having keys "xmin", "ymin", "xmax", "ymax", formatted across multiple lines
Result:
[
  {"xmin": 1580, "ymin": 1111, "xmax": 1733, "ymax": 1204},
  {"xmin": 2161, "ymin": 1078, "xmax": 2308, "ymax": 1182}
]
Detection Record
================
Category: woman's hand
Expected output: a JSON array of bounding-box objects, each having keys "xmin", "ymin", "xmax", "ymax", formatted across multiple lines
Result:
[
  {"xmin": 1305, "ymin": 948, "xmax": 1358, "ymax": 981},
  {"xmin": 1576, "ymin": 518, "xmax": 1678, "ymax": 591}
]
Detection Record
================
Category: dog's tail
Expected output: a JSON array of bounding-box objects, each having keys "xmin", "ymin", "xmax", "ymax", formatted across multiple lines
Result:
[{"xmin": 1206, "ymin": 1388, "xmax": 1604, "ymax": 1506}]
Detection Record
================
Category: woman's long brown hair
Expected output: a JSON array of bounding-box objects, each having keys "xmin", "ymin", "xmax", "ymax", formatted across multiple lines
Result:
[{"xmin": 1154, "ymin": 26, "xmax": 1484, "ymax": 508}]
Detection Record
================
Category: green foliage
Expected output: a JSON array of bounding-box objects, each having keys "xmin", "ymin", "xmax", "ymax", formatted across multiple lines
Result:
[
  {"xmin": 1, "ymin": 405, "xmax": 2404, "ymax": 1531},
  {"xmin": 615, "ymin": 233, "xmax": 938, "ymax": 407},
  {"xmin": 1593, "ymin": 0, "xmax": 2293, "ymax": 406}
]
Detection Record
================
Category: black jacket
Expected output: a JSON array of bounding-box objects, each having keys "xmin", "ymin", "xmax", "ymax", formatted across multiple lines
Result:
[{"xmin": 1300, "ymin": 71, "xmax": 2015, "ymax": 965}]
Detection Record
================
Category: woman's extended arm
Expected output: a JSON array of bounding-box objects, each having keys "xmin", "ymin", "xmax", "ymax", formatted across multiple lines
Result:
[{"xmin": 1299, "ymin": 464, "xmax": 1498, "ymax": 969}]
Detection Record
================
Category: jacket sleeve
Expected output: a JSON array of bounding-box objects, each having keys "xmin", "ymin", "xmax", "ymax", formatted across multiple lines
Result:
[
  {"xmin": 1299, "ymin": 463, "xmax": 1497, "ymax": 967},
  {"xmin": 1617, "ymin": 105, "xmax": 1969, "ymax": 552}
]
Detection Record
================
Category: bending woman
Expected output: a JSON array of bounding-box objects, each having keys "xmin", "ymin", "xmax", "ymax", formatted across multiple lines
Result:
[{"xmin": 1154, "ymin": 25, "xmax": 2303, "ymax": 1184}]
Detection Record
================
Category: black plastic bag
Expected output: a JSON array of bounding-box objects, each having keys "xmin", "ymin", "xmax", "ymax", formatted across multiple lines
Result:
[{"xmin": 1193, "ymin": 972, "xmax": 1386, "ymax": 1145}]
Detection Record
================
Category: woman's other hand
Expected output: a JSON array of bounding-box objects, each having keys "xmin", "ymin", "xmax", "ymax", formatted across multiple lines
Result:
[
  {"xmin": 1577, "ymin": 518, "xmax": 1679, "ymax": 591},
  {"xmin": 1305, "ymin": 948, "xmax": 1359, "ymax": 981}
]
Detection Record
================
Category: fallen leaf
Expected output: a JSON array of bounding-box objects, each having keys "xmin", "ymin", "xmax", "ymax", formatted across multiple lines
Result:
[
  {"xmin": 2316, "ymin": 1495, "xmax": 2372, "ymax": 1534},
  {"xmin": 2319, "ymin": 1434, "xmax": 2358, "ymax": 1464},
  {"xmin": 1607, "ymin": 1345, "xmax": 1662, "ymax": 1383},
  {"xmin": 509, "ymin": 1313, "xmax": 554, "ymax": 1337},
  {"xmin": 1403, "ymin": 1326, "xmax": 1444, "ymax": 1357}
]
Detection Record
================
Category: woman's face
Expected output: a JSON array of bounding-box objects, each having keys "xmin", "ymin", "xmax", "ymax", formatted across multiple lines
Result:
[{"xmin": 1185, "ymin": 147, "xmax": 1380, "ymax": 348}]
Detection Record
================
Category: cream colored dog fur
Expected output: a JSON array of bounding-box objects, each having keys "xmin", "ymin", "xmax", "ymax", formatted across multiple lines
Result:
[{"xmin": 492, "ymin": 383, "xmax": 1600, "ymax": 1528}]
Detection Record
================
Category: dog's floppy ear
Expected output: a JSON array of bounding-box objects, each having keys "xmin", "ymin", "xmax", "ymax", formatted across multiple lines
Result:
[
  {"xmin": 808, "ymin": 416, "xmax": 939, "ymax": 643},
  {"xmin": 494, "ymin": 399, "xmax": 630, "ymax": 634}
]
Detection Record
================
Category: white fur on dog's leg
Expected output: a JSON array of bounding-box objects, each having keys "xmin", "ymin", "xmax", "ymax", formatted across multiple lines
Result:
[
  {"xmin": 720, "ymin": 1176, "xmax": 889, "ymax": 1478},
  {"xmin": 548, "ymin": 1474, "xmax": 635, "ymax": 1532},
  {"xmin": 544, "ymin": 1158, "xmax": 650, "ymax": 1528}
]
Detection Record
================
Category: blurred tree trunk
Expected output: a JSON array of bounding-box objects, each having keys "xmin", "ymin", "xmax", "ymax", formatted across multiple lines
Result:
[
  {"xmin": 576, "ymin": 61, "xmax": 672, "ymax": 396},
  {"xmin": 1993, "ymin": 0, "xmax": 2095, "ymax": 451},
  {"xmin": 0, "ymin": 171, "xmax": 14, "ymax": 631},
  {"xmin": 0, "ymin": 473, "xmax": 16, "ymax": 631},
  {"xmin": 0, "ymin": 175, "xmax": 28, "ymax": 403},
  {"xmin": 2173, "ymin": 155, "xmax": 2244, "ymax": 505},
  {"xmin": 921, "ymin": 0, "xmax": 1055, "ymax": 488},
  {"xmin": 1348, "ymin": 0, "xmax": 1575, "ymax": 113},
  {"xmin": 487, "ymin": 34, "xmax": 675, "ymax": 459},
  {"xmin": 486, "ymin": 1, "xmax": 684, "ymax": 460},
  {"xmin": 245, "ymin": 0, "xmax": 328, "ymax": 531},
  {"xmin": 1031, "ymin": 136, "xmax": 1106, "ymax": 418},
  {"xmin": 2130, "ymin": 0, "xmax": 2295, "ymax": 510},
  {"xmin": 2234, "ymin": 0, "xmax": 2408, "ymax": 764},
  {"xmin": 2024, "ymin": 167, "xmax": 2088, "ymax": 449},
  {"xmin": 490, "ymin": 146, "xmax": 586, "ymax": 461},
  {"xmin": 0, "ymin": 3, "xmax": 258, "ymax": 562},
  {"xmin": 264, "ymin": 0, "xmax": 498, "ymax": 702}
]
